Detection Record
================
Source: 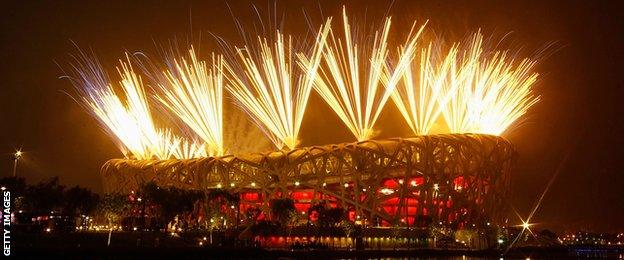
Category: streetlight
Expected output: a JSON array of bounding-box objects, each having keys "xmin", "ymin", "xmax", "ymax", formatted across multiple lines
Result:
[{"xmin": 13, "ymin": 150, "xmax": 22, "ymax": 177}]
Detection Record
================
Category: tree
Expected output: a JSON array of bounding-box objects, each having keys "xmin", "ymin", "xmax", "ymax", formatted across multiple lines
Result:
[
  {"xmin": 202, "ymin": 189, "xmax": 240, "ymax": 236},
  {"xmin": 270, "ymin": 198, "xmax": 296, "ymax": 227},
  {"xmin": 140, "ymin": 182, "xmax": 203, "ymax": 229},
  {"xmin": 64, "ymin": 186, "xmax": 100, "ymax": 216},
  {"xmin": 321, "ymin": 207, "xmax": 345, "ymax": 227},
  {"xmin": 0, "ymin": 177, "xmax": 27, "ymax": 195},
  {"xmin": 308, "ymin": 202, "xmax": 344, "ymax": 227},
  {"xmin": 97, "ymin": 193, "xmax": 127, "ymax": 246},
  {"xmin": 0, "ymin": 177, "xmax": 27, "ymax": 213},
  {"xmin": 2, "ymin": 177, "xmax": 99, "ymax": 231},
  {"xmin": 308, "ymin": 203, "xmax": 325, "ymax": 218},
  {"xmin": 23, "ymin": 177, "xmax": 65, "ymax": 215},
  {"xmin": 244, "ymin": 207, "xmax": 262, "ymax": 224},
  {"xmin": 342, "ymin": 220, "xmax": 356, "ymax": 238}
]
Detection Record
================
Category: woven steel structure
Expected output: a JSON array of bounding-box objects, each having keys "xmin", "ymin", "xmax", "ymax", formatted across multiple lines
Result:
[{"xmin": 102, "ymin": 133, "xmax": 515, "ymax": 227}]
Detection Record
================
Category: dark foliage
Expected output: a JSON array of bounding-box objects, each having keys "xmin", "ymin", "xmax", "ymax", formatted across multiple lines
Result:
[
  {"xmin": 140, "ymin": 182, "xmax": 203, "ymax": 226},
  {"xmin": 64, "ymin": 185, "xmax": 100, "ymax": 216},
  {"xmin": 308, "ymin": 202, "xmax": 345, "ymax": 227},
  {"xmin": 22, "ymin": 177, "xmax": 65, "ymax": 215},
  {"xmin": 270, "ymin": 198, "xmax": 295, "ymax": 226}
]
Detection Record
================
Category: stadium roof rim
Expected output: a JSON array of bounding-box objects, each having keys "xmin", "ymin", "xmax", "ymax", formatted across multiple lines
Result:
[{"xmin": 101, "ymin": 133, "xmax": 514, "ymax": 170}]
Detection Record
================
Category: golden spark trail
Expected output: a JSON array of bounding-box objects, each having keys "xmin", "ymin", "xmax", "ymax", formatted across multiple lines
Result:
[
  {"xmin": 66, "ymin": 13, "xmax": 542, "ymax": 161},
  {"xmin": 389, "ymin": 44, "xmax": 459, "ymax": 135},
  {"xmin": 155, "ymin": 129, "xmax": 208, "ymax": 159},
  {"xmin": 223, "ymin": 19, "xmax": 332, "ymax": 150},
  {"xmin": 80, "ymin": 55, "xmax": 159, "ymax": 159},
  {"xmin": 440, "ymin": 32, "xmax": 540, "ymax": 135},
  {"xmin": 66, "ymin": 52, "xmax": 206, "ymax": 159},
  {"xmin": 88, "ymin": 84, "xmax": 150, "ymax": 159},
  {"xmin": 155, "ymin": 47, "xmax": 225, "ymax": 156},
  {"xmin": 306, "ymin": 7, "xmax": 427, "ymax": 141}
]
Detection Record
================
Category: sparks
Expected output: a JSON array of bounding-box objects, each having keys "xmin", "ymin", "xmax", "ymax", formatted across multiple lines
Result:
[
  {"xmin": 82, "ymin": 54, "xmax": 157, "ymax": 159},
  {"xmin": 155, "ymin": 47, "xmax": 225, "ymax": 156},
  {"xmin": 223, "ymin": 18, "xmax": 332, "ymax": 150},
  {"xmin": 439, "ymin": 32, "xmax": 540, "ymax": 135},
  {"xmin": 65, "ymin": 50, "xmax": 206, "ymax": 159},
  {"xmin": 65, "ymin": 9, "xmax": 543, "ymax": 161},
  {"xmin": 389, "ymin": 43, "xmax": 459, "ymax": 135},
  {"xmin": 307, "ymin": 7, "xmax": 427, "ymax": 141},
  {"xmin": 154, "ymin": 128, "xmax": 207, "ymax": 159}
]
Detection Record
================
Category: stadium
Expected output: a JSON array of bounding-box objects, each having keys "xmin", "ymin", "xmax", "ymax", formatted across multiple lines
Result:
[
  {"xmin": 64, "ymin": 6, "xmax": 539, "ymax": 249},
  {"xmin": 102, "ymin": 133, "xmax": 515, "ymax": 229}
]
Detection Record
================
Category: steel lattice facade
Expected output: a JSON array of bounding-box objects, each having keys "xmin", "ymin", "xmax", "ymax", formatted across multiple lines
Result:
[{"xmin": 102, "ymin": 133, "xmax": 515, "ymax": 227}]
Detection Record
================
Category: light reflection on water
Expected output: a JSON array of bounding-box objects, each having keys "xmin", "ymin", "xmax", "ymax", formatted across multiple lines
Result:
[{"xmin": 341, "ymin": 257, "xmax": 491, "ymax": 260}]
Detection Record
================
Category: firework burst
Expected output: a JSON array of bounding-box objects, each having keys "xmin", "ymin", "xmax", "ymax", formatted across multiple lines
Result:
[
  {"xmin": 65, "ymin": 8, "xmax": 543, "ymax": 161},
  {"xmin": 64, "ymin": 50, "xmax": 206, "ymax": 159},
  {"xmin": 389, "ymin": 43, "xmax": 459, "ymax": 135},
  {"xmin": 223, "ymin": 18, "xmax": 332, "ymax": 150},
  {"xmin": 305, "ymin": 7, "xmax": 427, "ymax": 141},
  {"xmin": 155, "ymin": 129, "xmax": 208, "ymax": 159},
  {"xmin": 439, "ymin": 32, "xmax": 540, "ymax": 135},
  {"xmin": 154, "ymin": 47, "xmax": 225, "ymax": 156}
]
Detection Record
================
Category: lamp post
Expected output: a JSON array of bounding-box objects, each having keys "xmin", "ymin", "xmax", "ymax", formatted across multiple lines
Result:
[
  {"xmin": 137, "ymin": 197, "xmax": 145, "ymax": 246},
  {"xmin": 13, "ymin": 150, "xmax": 22, "ymax": 177}
]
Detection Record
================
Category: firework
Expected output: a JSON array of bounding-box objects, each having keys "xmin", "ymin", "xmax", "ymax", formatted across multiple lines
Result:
[
  {"xmin": 65, "ymin": 51, "xmax": 206, "ymax": 159},
  {"xmin": 156, "ymin": 129, "xmax": 208, "ymax": 159},
  {"xmin": 439, "ymin": 32, "xmax": 540, "ymax": 135},
  {"xmin": 389, "ymin": 43, "xmax": 459, "ymax": 135},
  {"xmin": 305, "ymin": 7, "xmax": 427, "ymax": 141},
  {"xmin": 223, "ymin": 18, "xmax": 332, "ymax": 150},
  {"xmin": 154, "ymin": 47, "xmax": 225, "ymax": 156},
  {"xmin": 66, "ymin": 8, "xmax": 542, "ymax": 162}
]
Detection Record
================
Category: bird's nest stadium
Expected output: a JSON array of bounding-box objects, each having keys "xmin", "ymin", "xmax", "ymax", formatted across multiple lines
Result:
[{"xmin": 102, "ymin": 133, "xmax": 515, "ymax": 228}]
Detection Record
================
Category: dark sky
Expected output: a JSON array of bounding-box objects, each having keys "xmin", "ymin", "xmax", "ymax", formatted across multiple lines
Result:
[{"xmin": 1, "ymin": 0, "xmax": 623, "ymax": 233}]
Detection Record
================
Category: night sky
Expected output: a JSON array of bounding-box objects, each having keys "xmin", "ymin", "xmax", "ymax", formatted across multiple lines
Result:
[{"xmin": 1, "ymin": 0, "xmax": 623, "ymax": 232}]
